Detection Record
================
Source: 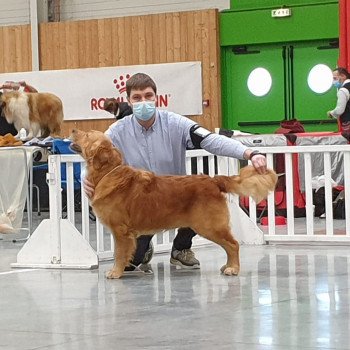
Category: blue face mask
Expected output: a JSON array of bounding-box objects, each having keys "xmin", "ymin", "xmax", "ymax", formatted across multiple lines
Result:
[
  {"xmin": 333, "ymin": 80, "xmax": 342, "ymax": 89},
  {"xmin": 132, "ymin": 101, "xmax": 156, "ymax": 121}
]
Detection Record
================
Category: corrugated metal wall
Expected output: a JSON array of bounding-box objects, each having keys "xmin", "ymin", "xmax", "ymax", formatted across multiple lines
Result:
[
  {"xmin": 59, "ymin": 0, "xmax": 229, "ymax": 21},
  {"xmin": 0, "ymin": 0, "xmax": 30, "ymax": 26},
  {"xmin": 0, "ymin": 0, "xmax": 229, "ymax": 25}
]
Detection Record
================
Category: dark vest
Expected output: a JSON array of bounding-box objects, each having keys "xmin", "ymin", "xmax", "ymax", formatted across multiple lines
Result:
[
  {"xmin": 0, "ymin": 91, "xmax": 16, "ymax": 136},
  {"xmin": 0, "ymin": 114, "xmax": 17, "ymax": 136},
  {"xmin": 340, "ymin": 81, "xmax": 350, "ymax": 123}
]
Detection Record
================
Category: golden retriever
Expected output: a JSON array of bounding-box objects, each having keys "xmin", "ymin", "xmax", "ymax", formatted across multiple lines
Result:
[
  {"xmin": 0, "ymin": 91, "xmax": 63, "ymax": 139},
  {"xmin": 71, "ymin": 129, "xmax": 277, "ymax": 279}
]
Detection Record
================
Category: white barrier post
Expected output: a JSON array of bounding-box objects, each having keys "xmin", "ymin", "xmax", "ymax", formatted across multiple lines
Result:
[
  {"xmin": 12, "ymin": 155, "xmax": 98, "ymax": 269},
  {"xmin": 220, "ymin": 156, "xmax": 264, "ymax": 245}
]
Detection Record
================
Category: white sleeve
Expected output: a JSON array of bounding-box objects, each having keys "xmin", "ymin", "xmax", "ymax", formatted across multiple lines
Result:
[{"xmin": 331, "ymin": 89, "xmax": 350, "ymax": 117}]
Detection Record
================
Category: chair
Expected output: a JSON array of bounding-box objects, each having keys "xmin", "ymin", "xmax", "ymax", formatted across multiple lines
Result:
[
  {"xmin": 32, "ymin": 148, "xmax": 50, "ymax": 216},
  {"xmin": 52, "ymin": 138, "xmax": 81, "ymax": 190},
  {"xmin": 51, "ymin": 139, "xmax": 82, "ymax": 216},
  {"xmin": 32, "ymin": 139, "xmax": 81, "ymax": 215}
]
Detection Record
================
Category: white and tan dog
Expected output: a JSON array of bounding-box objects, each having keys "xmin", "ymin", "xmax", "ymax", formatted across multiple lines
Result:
[{"xmin": 0, "ymin": 91, "xmax": 64, "ymax": 139}]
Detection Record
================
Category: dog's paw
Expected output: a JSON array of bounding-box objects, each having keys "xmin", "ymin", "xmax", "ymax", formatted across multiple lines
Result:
[
  {"xmin": 105, "ymin": 269, "xmax": 123, "ymax": 279},
  {"xmin": 220, "ymin": 265, "xmax": 239, "ymax": 276}
]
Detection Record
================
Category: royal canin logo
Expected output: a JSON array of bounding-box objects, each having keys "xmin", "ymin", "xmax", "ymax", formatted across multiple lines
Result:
[
  {"xmin": 113, "ymin": 74, "xmax": 131, "ymax": 94},
  {"xmin": 90, "ymin": 73, "xmax": 170, "ymax": 111}
]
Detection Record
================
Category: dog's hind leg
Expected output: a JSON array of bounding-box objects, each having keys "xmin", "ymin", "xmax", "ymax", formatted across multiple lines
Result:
[
  {"xmin": 106, "ymin": 230, "xmax": 136, "ymax": 279},
  {"xmin": 28, "ymin": 122, "xmax": 41, "ymax": 139},
  {"xmin": 216, "ymin": 230, "xmax": 240, "ymax": 276},
  {"xmin": 50, "ymin": 124, "xmax": 62, "ymax": 137},
  {"xmin": 41, "ymin": 127, "xmax": 50, "ymax": 138},
  {"xmin": 194, "ymin": 224, "xmax": 240, "ymax": 276}
]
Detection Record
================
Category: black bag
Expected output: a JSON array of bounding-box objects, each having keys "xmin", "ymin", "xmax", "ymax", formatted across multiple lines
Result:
[
  {"xmin": 313, "ymin": 187, "xmax": 342, "ymax": 217},
  {"xmin": 333, "ymin": 190, "xmax": 345, "ymax": 219}
]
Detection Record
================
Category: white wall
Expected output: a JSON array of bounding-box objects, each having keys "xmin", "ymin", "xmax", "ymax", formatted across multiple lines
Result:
[
  {"xmin": 0, "ymin": 0, "xmax": 230, "ymax": 26},
  {"xmin": 0, "ymin": 0, "xmax": 30, "ymax": 26},
  {"xmin": 59, "ymin": 0, "xmax": 230, "ymax": 21}
]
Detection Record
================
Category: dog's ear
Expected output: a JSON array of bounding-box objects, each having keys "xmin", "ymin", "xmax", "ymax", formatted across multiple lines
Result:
[
  {"xmin": 92, "ymin": 146, "xmax": 111, "ymax": 170},
  {"xmin": 104, "ymin": 98, "xmax": 119, "ymax": 115},
  {"xmin": 111, "ymin": 147, "xmax": 123, "ymax": 165},
  {"xmin": 103, "ymin": 99, "xmax": 113, "ymax": 112}
]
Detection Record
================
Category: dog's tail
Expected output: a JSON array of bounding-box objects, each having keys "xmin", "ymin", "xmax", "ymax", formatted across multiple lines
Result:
[
  {"xmin": 50, "ymin": 98, "xmax": 64, "ymax": 136},
  {"xmin": 214, "ymin": 165, "xmax": 278, "ymax": 203}
]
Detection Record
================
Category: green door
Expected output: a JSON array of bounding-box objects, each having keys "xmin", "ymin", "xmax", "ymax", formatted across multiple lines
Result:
[
  {"xmin": 222, "ymin": 41, "xmax": 339, "ymax": 134},
  {"xmin": 222, "ymin": 44, "xmax": 285, "ymax": 134},
  {"xmin": 293, "ymin": 42, "xmax": 339, "ymax": 132}
]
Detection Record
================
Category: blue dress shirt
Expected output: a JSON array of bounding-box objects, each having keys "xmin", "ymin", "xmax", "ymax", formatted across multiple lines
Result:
[{"xmin": 105, "ymin": 109, "xmax": 248, "ymax": 176}]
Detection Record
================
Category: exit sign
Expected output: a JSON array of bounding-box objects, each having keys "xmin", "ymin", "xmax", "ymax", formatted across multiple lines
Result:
[{"xmin": 271, "ymin": 8, "xmax": 292, "ymax": 18}]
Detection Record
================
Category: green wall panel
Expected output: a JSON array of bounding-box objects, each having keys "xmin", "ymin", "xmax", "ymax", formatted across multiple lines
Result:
[
  {"xmin": 221, "ymin": 42, "xmax": 339, "ymax": 134},
  {"xmin": 229, "ymin": 0, "xmax": 337, "ymax": 11},
  {"xmin": 221, "ymin": 3, "xmax": 338, "ymax": 46}
]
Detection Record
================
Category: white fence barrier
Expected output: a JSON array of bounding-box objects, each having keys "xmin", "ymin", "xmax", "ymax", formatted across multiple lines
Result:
[
  {"xmin": 12, "ymin": 144, "xmax": 350, "ymax": 270},
  {"xmin": 256, "ymin": 144, "xmax": 350, "ymax": 242}
]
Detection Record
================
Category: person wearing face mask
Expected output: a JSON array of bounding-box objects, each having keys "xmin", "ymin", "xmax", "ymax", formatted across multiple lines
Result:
[
  {"xmin": 327, "ymin": 67, "xmax": 350, "ymax": 132},
  {"xmin": 83, "ymin": 72, "xmax": 267, "ymax": 273}
]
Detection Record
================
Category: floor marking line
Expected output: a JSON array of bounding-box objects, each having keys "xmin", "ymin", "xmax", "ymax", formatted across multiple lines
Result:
[{"xmin": 0, "ymin": 269, "xmax": 40, "ymax": 275}]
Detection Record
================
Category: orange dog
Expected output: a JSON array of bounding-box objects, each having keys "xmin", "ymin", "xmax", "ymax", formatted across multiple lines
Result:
[
  {"xmin": 71, "ymin": 129, "xmax": 277, "ymax": 279},
  {"xmin": 0, "ymin": 91, "xmax": 63, "ymax": 139}
]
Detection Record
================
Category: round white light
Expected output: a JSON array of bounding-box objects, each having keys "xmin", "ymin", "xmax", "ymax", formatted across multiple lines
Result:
[
  {"xmin": 247, "ymin": 67, "xmax": 272, "ymax": 97},
  {"xmin": 307, "ymin": 64, "xmax": 333, "ymax": 94}
]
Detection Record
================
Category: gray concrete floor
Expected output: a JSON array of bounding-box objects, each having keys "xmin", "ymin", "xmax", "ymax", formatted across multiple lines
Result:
[{"xmin": 1, "ymin": 227, "xmax": 350, "ymax": 349}]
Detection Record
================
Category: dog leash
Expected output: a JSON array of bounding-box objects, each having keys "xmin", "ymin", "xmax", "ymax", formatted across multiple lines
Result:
[{"xmin": 96, "ymin": 165, "xmax": 122, "ymax": 185}]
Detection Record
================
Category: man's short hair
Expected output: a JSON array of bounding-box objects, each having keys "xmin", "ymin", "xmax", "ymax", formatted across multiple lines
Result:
[
  {"xmin": 126, "ymin": 73, "xmax": 157, "ymax": 97},
  {"xmin": 334, "ymin": 67, "xmax": 350, "ymax": 78}
]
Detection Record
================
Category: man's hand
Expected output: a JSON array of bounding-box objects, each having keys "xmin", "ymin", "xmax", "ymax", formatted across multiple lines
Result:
[
  {"xmin": 250, "ymin": 154, "xmax": 267, "ymax": 174},
  {"xmin": 327, "ymin": 111, "xmax": 334, "ymax": 118},
  {"xmin": 83, "ymin": 178, "xmax": 95, "ymax": 199},
  {"xmin": 244, "ymin": 150, "xmax": 267, "ymax": 174}
]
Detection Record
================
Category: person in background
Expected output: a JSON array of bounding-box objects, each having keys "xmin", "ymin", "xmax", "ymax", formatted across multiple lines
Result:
[
  {"xmin": 327, "ymin": 67, "xmax": 350, "ymax": 132},
  {"xmin": 0, "ymin": 80, "xmax": 38, "ymax": 93},
  {"xmin": 84, "ymin": 73, "xmax": 267, "ymax": 273},
  {"xmin": 0, "ymin": 81, "xmax": 38, "ymax": 135}
]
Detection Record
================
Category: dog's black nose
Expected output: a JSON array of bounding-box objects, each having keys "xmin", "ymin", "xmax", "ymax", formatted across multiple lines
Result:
[{"xmin": 72, "ymin": 129, "xmax": 76, "ymax": 133}]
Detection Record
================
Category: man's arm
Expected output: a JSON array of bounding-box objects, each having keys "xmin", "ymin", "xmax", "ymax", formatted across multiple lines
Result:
[
  {"xmin": 19, "ymin": 81, "xmax": 38, "ymax": 93},
  {"xmin": 185, "ymin": 122, "xmax": 267, "ymax": 174},
  {"xmin": 201, "ymin": 133, "xmax": 267, "ymax": 173},
  {"xmin": 328, "ymin": 89, "xmax": 349, "ymax": 118}
]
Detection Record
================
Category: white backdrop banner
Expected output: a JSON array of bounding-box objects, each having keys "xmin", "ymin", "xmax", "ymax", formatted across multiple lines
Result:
[{"xmin": 0, "ymin": 62, "xmax": 203, "ymax": 121}]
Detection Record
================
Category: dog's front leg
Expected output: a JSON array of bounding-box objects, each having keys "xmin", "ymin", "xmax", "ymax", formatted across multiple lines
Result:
[
  {"xmin": 106, "ymin": 232, "xmax": 136, "ymax": 279},
  {"xmin": 28, "ymin": 123, "xmax": 41, "ymax": 140}
]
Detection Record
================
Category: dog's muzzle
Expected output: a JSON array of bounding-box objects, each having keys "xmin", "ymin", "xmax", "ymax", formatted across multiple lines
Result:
[{"xmin": 69, "ymin": 143, "xmax": 82, "ymax": 154}]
